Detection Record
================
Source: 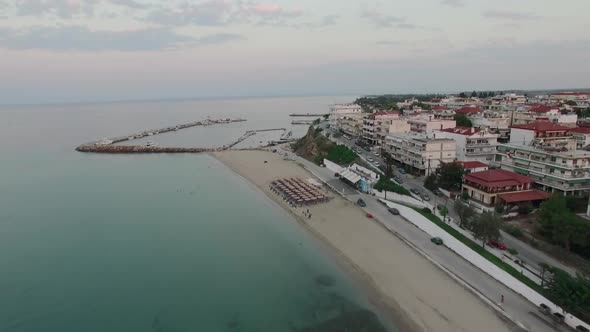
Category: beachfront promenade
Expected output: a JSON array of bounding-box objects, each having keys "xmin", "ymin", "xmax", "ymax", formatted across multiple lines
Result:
[{"xmin": 290, "ymin": 151, "xmax": 558, "ymax": 332}]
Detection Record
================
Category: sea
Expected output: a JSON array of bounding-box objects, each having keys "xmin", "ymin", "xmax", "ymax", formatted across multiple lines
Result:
[{"xmin": 0, "ymin": 96, "xmax": 397, "ymax": 331}]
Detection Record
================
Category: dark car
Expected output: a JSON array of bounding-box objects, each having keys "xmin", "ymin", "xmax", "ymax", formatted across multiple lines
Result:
[
  {"xmin": 393, "ymin": 176, "xmax": 403, "ymax": 184},
  {"xmin": 431, "ymin": 237, "xmax": 444, "ymax": 245},
  {"xmin": 399, "ymin": 169, "xmax": 407, "ymax": 174},
  {"xmin": 421, "ymin": 193, "xmax": 431, "ymax": 201},
  {"xmin": 357, "ymin": 198, "xmax": 367, "ymax": 207},
  {"xmin": 433, "ymin": 189, "xmax": 443, "ymax": 197},
  {"xmin": 388, "ymin": 208, "xmax": 400, "ymax": 215},
  {"xmin": 488, "ymin": 240, "xmax": 507, "ymax": 250},
  {"xmin": 410, "ymin": 188, "xmax": 421, "ymax": 195}
]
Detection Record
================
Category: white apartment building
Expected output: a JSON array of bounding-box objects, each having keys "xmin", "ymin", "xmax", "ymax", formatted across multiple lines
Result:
[
  {"xmin": 406, "ymin": 115, "xmax": 456, "ymax": 136},
  {"xmin": 470, "ymin": 111, "xmax": 511, "ymax": 142},
  {"xmin": 512, "ymin": 105, "xmax": 577, "ymax": 127},
  {"xmin": 329, "ymin": 104, "xmax": 363, "ymax": 136},
  {"xmin": 384, "ymin": 133, "xmax": 456, "ymax": 176},
  {"xmin": 569, "ymin": 127, "xmax": 590, "ymax": 149},
  {"xmin": 389, "ymin": 119, "xmax": 411, "ymax": 134},
  {"xmin": 496, "ymin": 122, "xmax": 590, "ymax": 195},
  {"xmin": 362, "ymin": 111, "xmax": 401, "ymax": 146},
  {"xmin": 435, "ymin": 127, "xmax": 498, "ymax": 164}
]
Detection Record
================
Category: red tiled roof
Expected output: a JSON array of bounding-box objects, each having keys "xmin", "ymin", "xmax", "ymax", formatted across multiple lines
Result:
[
  {"xmin": 465, "ymin": 169, "xmax": 534, "ymax": 188},
  {"xmin": 498, "ymin": 190, "xmax": 551, "ymax": 204},
  {"xmin": 528, "ymin": 105, "xmax": 553, "ymax": 113},
  {"xmin": 511, "ymin": 122, "xmax": 571, "ymax": 132},
  {"xmin": 367, "ymin": 111, "xmax": 400, "ymax": 119},
  {"xmin": 432, "ymin": 105, "xmax": 449, "ymax": 112},
  {"xmin": 569, "ymin": 127, "xmax": 590, "ymax": 134},
  {"xmin": 439, "ymin": 126, "xmax": 481, "ymax": 135},
  {"xmin": 456, "ymin": 161, "xmax": 489, "ymax": 169},
  {"xmin": 455, "ymin": 106, "xmax": 482, "ymax": 114}
]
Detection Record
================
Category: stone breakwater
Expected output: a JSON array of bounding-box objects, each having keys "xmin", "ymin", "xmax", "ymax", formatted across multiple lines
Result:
[{"xmin": 75, "ymin": 145, "xmax": 220, "ymax": 154}]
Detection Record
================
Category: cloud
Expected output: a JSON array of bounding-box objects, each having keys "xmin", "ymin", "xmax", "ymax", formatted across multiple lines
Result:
[
  {"xmin": 483, "ymin": 10, "xmax": 539, "ymax": 20},
  {"xmin": 146, "ymin": 0, "xmax": 234, "ymax": 26},
  {"xmin": 361, "ymin": 10, "xmax": 403, "ymax": 28},
  {"xmin": 13, "ymin": 0, "xmax": 99, "ymax": 18},
  {"xmin": 360, "ymin": 10, "xmax": 430, "ymax": 30},
  {"xmin": 0, "ymin": 25, "xmax": 244, "ymax": 51},
  {"xmin": 441, "ymin": 0, "xmax": 465, "ymax": 7},
  {"xmin": 320, "ymin": 15, "xmax": 338, "ymax": 26},
  {"xmin": 239, "ymin": 3, "xmax": 303, "ymax": 18},
  {"xmin": 109, "ymin": 0, "xmax": 150, "ymax": 10}
]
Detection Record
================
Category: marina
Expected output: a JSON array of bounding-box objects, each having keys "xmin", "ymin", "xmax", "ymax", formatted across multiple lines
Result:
[{"xmin": 76, "ymin": 118, "xmax": 250, "ymax": 153}]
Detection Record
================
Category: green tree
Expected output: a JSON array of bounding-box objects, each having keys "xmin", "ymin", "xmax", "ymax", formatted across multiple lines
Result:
[
  {"xmin": 461, "ymin": 191, "xmax": 470, "ymax": 201},
  {"xmin": 381, "ymin": 151, "xmax": 395, "ymax": 178},
  {"xmin": 454, "ymin": 199, "xmax": 475, "ymax": 228},
  {"xmin": 538, "ymin": 195, "xmax": 590, "ymax": 251},
  {"xmin": 436, "ymin": 163, "xmax": 464, "ymax": 191},
  {"xmin": 459, "ymin": 92, "xmax": 467, "ymax": 98},
  {"xmin": 471, "ymin": 90, "xmax": 477, "ymax": 97},
  {"xmin": 495, "ymin": 201, "xmax": 505, "ymax": 214},
  {"xmin": 565, "ymin": 100, "xmax": 578, "ymax": 107},
  {"xmin": 454, "ymin": 113, "xmax": 473, "ymax": 127},
  {"xmin": 545, "ymin": 267, "xmax": 590, "ymax": 316},
  {"xmin": 471, "ymin": 212, "xmax": 502, "ymax": 248},
  {"xmin": 518, "ymin": 202, "xmax": 533, "ymax": 215},
  {"xmin": 424, "ymin": 174, "xmax": 437, "ymax": 191}
]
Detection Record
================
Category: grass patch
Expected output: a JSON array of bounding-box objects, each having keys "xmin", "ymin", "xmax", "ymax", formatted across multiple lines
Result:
[
  {"xmin": 374, "ymin": 177, "xmax": 411, "ymax": 196},
  {"xmin": 413, "ymin": 208, "xmax": 543, "ymax": 292}
]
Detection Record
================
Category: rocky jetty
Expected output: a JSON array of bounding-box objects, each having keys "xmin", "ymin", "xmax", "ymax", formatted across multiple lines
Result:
[{"xmin": 75, "ymin": 144, "xmax": 218, "ymax": 154}]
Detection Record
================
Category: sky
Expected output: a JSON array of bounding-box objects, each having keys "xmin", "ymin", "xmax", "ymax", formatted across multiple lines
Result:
[{"xmin": 0, "ymin": 0, "xmax": 589, "ymax": 104}]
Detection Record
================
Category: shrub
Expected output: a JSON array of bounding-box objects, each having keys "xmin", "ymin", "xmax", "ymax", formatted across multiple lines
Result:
[
  {"xmin": 518, "ymin": 202, "xmax": 533, "ymax": 215},
  {"xmin": 374, "ymin": 178, "xmax": 411, "ymax": 196},
  {"xmin": 461, "ymin": 192, "xmax": 470, "ymax": 201},
  {"xmin": 504, "ymin": 225, "xmax": 524, "ymax": 239},
  {"xmin": 508, "ymin": 248, "xmax": 518, "ymax": 256}
]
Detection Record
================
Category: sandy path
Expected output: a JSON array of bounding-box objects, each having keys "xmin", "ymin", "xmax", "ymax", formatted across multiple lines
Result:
[{"xmin": 213, "ymin": 149, "xmax": 516, "ymax": 332}]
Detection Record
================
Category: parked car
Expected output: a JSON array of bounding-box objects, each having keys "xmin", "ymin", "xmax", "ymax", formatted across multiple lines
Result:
[
  {"xmin": 410, "ymin": 188, "xmax": 421, "ymax": 195},
  {"xmin": 374, "ymin": 152, "xmax": 380, "ymax": 157},
  {"xmin": 388, "ymin": 208, "xmax": 400, "ymax": 215},
  {"xmin": 357, "ymin": 198, "xmax": 367, "ymax": 207},
  {"xmin": 421, "ymin": 193, "xmax": 431, "ymax": 201},
  {"xmin": 399, "ymin": 169, "xmax": 406, "ymax": 174},
  {"xmin": 487, "ymin": 240, "xmax": 507, "ymax": 250},
  {"xmin": 367, "ymin": 157, "xmax": 374, "ymax": 162},
  {"xmin": 431, "ymin": 237, "xmax": 444, "ymax": 245},
  {"xmin": 433, "ymin": 189, "xmax": 443, "ymax": 197},
  {"xmin": 393, "ymin": 176, "xmax": 403, "ymax": 184}
]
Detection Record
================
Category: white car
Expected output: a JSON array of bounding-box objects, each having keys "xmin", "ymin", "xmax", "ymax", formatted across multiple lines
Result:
[
  {"xmin": 367, "ymin": 157, "xmax": 374, "ymax": 162},
  {"xmin": 374, "ymin": 152, "xmax": 380, "ymax": 157}
]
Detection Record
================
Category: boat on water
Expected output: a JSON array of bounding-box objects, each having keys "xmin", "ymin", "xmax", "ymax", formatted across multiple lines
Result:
[{"xmin": 146, "ymin": 141, "xmax": 157, "ymax": 147}]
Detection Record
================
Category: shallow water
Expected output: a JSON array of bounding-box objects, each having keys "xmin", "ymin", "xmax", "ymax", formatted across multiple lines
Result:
[{"xmin": 0, "ymin": 96, "xmax": 397, "ymax": 331}]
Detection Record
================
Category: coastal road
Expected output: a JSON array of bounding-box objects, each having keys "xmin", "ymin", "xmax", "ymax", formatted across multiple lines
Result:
[
  {"xmin": 291, "ymin": 153, "xmax": 561, "ymax": 332},
  {"xmin": 327, "ymin": 130, "xmax": 577, "ymax": 277}
]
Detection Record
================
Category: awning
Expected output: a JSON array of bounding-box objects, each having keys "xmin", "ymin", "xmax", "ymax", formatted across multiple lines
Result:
[
  {"xmin": 498, "ymin": 190, "xmax": 550, "ymax": 204},
  {"xmin": 339, "ymin": 169, "xmax": 362, "ymax": 184}
]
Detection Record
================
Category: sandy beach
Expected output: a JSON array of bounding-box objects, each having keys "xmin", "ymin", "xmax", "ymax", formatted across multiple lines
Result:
[{"xmin": 213, "ymin": 149, "xmax": 516, "ymax": 332}]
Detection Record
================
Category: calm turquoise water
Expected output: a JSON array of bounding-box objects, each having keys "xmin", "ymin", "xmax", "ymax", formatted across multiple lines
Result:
[{"xmin": 0, "ymin": 97, "xmax": 395, "ymax": 331}]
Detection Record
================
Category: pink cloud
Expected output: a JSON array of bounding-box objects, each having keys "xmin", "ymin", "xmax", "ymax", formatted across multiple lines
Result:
[{"xmin": 240, "ymin": 3, "xmax": 304, "ymax": 17}]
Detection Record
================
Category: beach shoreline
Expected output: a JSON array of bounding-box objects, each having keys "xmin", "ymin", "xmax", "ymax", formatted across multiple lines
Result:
[{"xmin": 212, "ymin": 149, "xmax": 517, "ymax": 332}]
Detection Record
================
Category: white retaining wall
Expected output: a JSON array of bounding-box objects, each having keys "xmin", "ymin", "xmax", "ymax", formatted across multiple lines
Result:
[
  {"xmin": 380, "ymin": 199, "xmax": 590, "ymax": 331},
  {"xmin": 373, "ymin": 190, "xmax": 427, "ymax": 209}
]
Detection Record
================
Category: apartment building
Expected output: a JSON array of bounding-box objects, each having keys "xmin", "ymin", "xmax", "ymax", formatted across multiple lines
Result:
[
  {"xmin": 407, "ymin": 115, "xmax": 456, "ymax": 135},
  {"xmin": 329, "ymin": 104, "xmax": 364, "ymax": 136},
  {"xmin": 512, "ymin": 105, "xmax": 577, "ymax": 127},
  {"xmin": 462, "ymin": 169, "xmax": 550, "ymax": 211},
  {"xmin": 384, "ymin": 133, "xmax": 456, "ymax": 176},
  {"xmin": 550, "ymin": 92, "xmax": 590, "ymax": 101},
  {"xmin": 470, "ymin": 111, "xmax": 511, "ymax": 142},
  {"xmin": 569, "ymin": 127, "xmax": 590, "ymax": 149},
  {"xmin": 362, "ymin": 111, "xmax": 400, "ymax": 146},
  {"xmin": 509, "ymin": 122, "xmax": 576, "ymax": 150},
  {"xmin": 435, "ymin": 126, "xmax": 498, "ymax": 164},
  {"xmin": 496, "ymin": 123, "xmax": 590, "ymax": 195}
]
